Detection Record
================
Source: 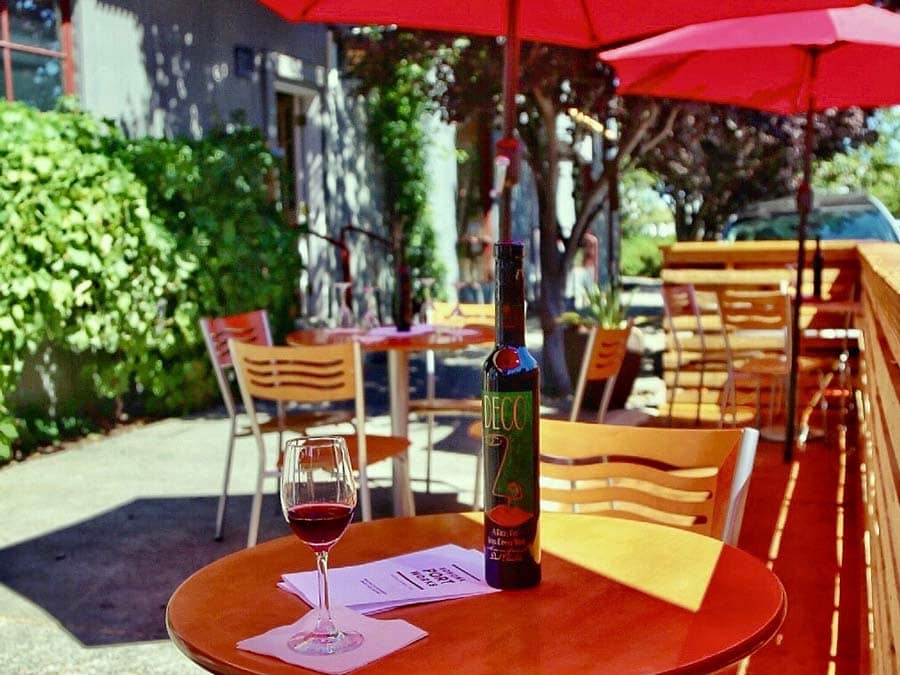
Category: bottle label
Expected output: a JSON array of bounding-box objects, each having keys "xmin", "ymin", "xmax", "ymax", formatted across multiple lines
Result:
[{"xmin": 483, "ymin": 390, "xmax": 539, "ymax": 564}]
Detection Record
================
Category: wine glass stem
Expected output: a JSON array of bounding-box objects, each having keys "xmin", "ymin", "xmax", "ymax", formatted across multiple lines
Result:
[{"xmin": 314, "ymin": 550, "xmax": 337, "ymax": 634}]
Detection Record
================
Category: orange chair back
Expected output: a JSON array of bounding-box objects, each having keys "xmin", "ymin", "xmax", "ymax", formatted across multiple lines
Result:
[
  {"xmin": 569, "ymin": 321, "xmax": 633, "ymax": 422},
  {"xmin": 228, "ymin": 340, "xmax": 359, "ymax": 405},
  {"xmin": 200, "ymin": 309, "xmax": 272, "ymax": 368},
  {"xmin": 540, "ymin": 419, "xmax": 756, "ymax": 543}
]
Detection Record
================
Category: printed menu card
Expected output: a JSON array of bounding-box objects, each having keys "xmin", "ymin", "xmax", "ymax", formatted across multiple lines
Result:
[{"xmin": 279, "ymin": 544, "xmax": 498, "ymax": 614}]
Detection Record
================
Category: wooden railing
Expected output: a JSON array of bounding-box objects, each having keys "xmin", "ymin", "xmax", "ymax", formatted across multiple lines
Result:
[
  {"xmin": 661, "ymin": 240, "xmax": 900, "ymax": 673},
  {"xmin": 856, "ymin": 242, "xmax": 900, "ymax": 675}
]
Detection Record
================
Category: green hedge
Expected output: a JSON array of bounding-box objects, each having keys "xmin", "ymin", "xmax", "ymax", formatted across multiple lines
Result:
[
  {"xmin": 0, "ymin": 100, "xmax": 297, "ymax": 461},
  {"xmin": 621, "ymin": 234, "xmax": 671, "ymax": 278}
]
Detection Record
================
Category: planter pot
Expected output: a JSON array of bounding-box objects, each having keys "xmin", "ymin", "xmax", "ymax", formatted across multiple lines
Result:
[{"xmin": 563, "ymin": 325, "xmax": 643, "ymax": 414}]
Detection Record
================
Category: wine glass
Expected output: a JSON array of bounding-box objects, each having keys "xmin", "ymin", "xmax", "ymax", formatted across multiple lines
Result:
[
  {"xmin": 418, "ymin": 277, "xmax": 435, "ymax": 324},
  {"xmin": 280, "ymin": 436, "xmax": 363, "ymax": 655},
  {"xmin": 334, "ymin": 282, "xmax": 355, "ymax": 329},
  {"xmin": 360, "ymin": 286, "xmax": 381, "ymax": 330}
]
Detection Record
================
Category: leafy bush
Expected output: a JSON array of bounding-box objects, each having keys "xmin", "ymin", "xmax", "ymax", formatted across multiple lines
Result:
[
  {"xmin": 557, "ymin": 282, "xmax": 632, "ymax": 330},
  {"xmin": 0, "ymin": 100, "xmax": 297, "ymax": 462},
  {"xmin": 621, "ymin": 234, "xmax": 671, "ymax": 278},
  {"xmin": 0, "ymin": 99, "xmax": 194, "ymax": 460},
  {"xmin": 108, "ymin": 124, "xmax": 299, "ymax": 413}
]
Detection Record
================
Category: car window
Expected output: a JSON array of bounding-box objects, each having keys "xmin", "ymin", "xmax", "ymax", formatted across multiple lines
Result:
[{"xmin": 726, "ymin": 205, "xmax": 899, "ymax": 243}]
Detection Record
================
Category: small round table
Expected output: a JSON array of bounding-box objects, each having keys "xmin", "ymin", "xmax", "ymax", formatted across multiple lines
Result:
[
  {"xmin": 167, "ymin": 512, "xmax": 786, "ymax": 674},
  {"xmin": 286, "ymin": 326, "xmax": 493, "ymax": 516}
]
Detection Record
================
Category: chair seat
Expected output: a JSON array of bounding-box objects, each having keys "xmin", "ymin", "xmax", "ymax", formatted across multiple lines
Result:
[
  {"xmin": 255, "ymin": 409, "xmax": 354, "ymax": 434},
  {"xmin": 409, "ymin": 397, "xmax": 482, "ymax": 415},
  {"xmin": 340, "ymin": 434, "xmax": 410, "ymax": 471}
]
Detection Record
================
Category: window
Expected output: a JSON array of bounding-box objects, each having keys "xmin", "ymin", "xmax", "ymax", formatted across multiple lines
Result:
[{"xmin": 1, "ymin": 0, "xmax": 73, "ymax": 110}]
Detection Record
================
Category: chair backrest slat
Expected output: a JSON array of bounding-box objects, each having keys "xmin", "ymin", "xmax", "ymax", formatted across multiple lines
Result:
[
  {"xmin": 199, "ymin": 309, "xmax": 273, "ymax": 419},
  {"xmin": 569, "ymin": 322, "xmax": 633, "ymax": 423},
  {"xmin": 201, "ymin": 310, "xmax": 272, "ymax": 368},
  {"xmin": 662, "ymin": 283, "xmax": 706, "ymax": 356},
  {"xmin": 229, "ymin": 340, "xmax": 357, "ymax": 404},
  {"xmin": 431, "ymin": 301, "xmax": 495, "ymax": 329},
  {"xmin": 539, "ymin": 419, "xmax": 756, "ymax": 544},
  {"xmin": 715, "ymin": 289, "xmax": 792, "ymax": 362}
]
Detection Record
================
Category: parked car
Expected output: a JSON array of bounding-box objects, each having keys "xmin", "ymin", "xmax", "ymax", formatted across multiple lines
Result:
[{"xmin": 723, "ymin": 192, "xmax": 900, "ymax": 243}]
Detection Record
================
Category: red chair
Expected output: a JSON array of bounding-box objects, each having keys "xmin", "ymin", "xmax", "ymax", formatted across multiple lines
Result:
[{"xmin": 200, "ymin": 310, "xmax": 350, "ymax": 541}]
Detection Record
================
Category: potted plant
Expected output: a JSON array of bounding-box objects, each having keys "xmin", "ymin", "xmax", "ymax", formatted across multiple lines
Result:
[{"xmin": 557, "ymin": 283, "xmax": 643, "ymax": 413}]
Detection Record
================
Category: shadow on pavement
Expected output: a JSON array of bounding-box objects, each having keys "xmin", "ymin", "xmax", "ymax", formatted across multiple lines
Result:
[{"xmin": 0, "ymin": 487, "xmax": 472, "ymax": 647}]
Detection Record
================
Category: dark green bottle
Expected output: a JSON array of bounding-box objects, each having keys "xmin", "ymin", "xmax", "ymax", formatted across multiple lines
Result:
[{"xmin": 482, "ymin": 241, "xmax": 541, "ymax": 589}]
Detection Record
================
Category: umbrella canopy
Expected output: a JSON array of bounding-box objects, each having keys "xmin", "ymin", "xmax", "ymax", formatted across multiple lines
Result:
[
  {"xmin": 600, "ymin": 4, "xmax": 900, "ymax": 460},
  {"xmin": 599, "ymin": 4, "xmax": 900, "ymax": 113},
  {"xmin": 258, "ymin": 0, "xmax": 862, "ymax": 240},
  {"xmin": 257, "ymin": 0, "xmax": 861, "ymax": 50}
]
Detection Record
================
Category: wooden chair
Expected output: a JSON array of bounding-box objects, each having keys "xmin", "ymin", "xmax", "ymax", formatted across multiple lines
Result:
[
  {"xmin": 409, "ymin": 301, "xmax": 494, "ymax": 506},
  {"xmin": 200, "ymin": 310, "xmax": 350, "ymax": 541},
  {"xmin": 717, "ymin": 288, "xmax": 834, "ymax": 437},
  {"xmin": 661, "ymin": 284, "xmax": 731, "ymax": 425},
  {"xmin": 569, "ymin": 320, "xmax": 635, "ymax": 423},
  {"xmin": 539, "ymin": 419, "xmax": 760, "ymax": 545},
  {"xmin": 228, "ymin": 339, "xmax": 411, "ymax": 547}
]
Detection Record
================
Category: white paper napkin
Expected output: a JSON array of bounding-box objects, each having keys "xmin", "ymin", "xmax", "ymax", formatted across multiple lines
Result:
[{"xmin": 237, "ymin": 606, "xmax": 427, "ymax": 674}]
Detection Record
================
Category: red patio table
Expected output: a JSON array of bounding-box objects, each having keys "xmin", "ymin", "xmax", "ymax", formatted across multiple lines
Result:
[{"xmin": 167, "ymin": 511, "xmax": 786, "ymax": 674}]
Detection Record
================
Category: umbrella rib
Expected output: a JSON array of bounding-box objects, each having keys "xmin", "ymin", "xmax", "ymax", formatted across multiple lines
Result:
[
  {"xmin": 576, "ymin": 0, "xmax": 602, "ymax": 45},
  {"xmin": 298, "ymin": 0, "xmax": 333, "ymax": 21}
]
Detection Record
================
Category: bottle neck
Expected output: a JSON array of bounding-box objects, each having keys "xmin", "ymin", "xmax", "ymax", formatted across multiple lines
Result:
[{"xmin": 495, "ymin": 244, "xmax": 526, "ymax": 346}]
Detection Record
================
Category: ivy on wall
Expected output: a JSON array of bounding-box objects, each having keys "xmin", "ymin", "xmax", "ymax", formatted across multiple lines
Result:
[{"xmin": 364, "ymin": 55, "xmax": 444, "ymax": 301}]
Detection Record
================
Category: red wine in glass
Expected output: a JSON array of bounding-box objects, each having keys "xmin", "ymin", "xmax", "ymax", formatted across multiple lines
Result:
[
  {"xmin": 286, "ymin": 503, "xmax": 354, "ymax": 552},
  {"xmin": 280, "ymin": 436, "xmax": 363, "ymax": 655}
]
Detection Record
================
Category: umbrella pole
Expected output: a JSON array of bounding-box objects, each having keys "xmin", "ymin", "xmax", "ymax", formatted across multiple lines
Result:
[
  {"xmin": 498, "ymin": 0, "xmax": 520, "ymax": 243},
  {"xmin": 785, "ymin": 104, "xmax": 816, "ymax": 462}
]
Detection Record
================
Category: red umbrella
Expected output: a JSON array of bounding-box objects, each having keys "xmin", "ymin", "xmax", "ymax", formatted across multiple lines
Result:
[
  {"xmin": 599, "ymin": 3, "xmax": 900, "ymax": 460},
  {"xmin": 258, "ymin": 0, "xmax": 862, "ymax": 241}
]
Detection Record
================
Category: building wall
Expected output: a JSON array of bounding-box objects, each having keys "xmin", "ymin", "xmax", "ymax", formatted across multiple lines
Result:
[{"xmin": 73, "ymin": 0, "xmax": 328, "ymax": 138}]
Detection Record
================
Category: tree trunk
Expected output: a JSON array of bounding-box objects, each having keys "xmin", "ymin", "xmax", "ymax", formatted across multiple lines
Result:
[
  {"xmin": 539, "ymin": 271, "xmax": 570, "ymax": 396},
  {"xmin": 530, "ymin": 87, "xmax": 571, "ymax": 397}
]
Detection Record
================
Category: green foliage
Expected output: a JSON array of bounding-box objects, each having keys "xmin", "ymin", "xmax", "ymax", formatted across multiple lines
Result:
[
  {"xmin": 636, "ymin": 102, "xmax": 877, "ymax": 241},
  {"xmin": 116, "ymin": 125, "xmax": 299, "ymax": 341},
  {"xmin": 815, "ymin": 109, "xmax": 900, "ymax": 216},
  {"xmin": 557, "ymin": 282, "xmax": 632, "ymax": 330},
  {"xmin": 352, "ymin": 32, "xmax": 444, "ymax": 300},
  {"xmin": 621, "ymin": 234, "xmax": 671, "ymax": 278},
  {"xmin": 620, "ymin": 169, "xmax": 674, "ymax": 238},
  {"xmin": 0, "ymin": 100, "xmax": 297, "ymax": 462},
  {"xmin": 0, "ymin": 99, "xmax": 191, "ymax": 460}
]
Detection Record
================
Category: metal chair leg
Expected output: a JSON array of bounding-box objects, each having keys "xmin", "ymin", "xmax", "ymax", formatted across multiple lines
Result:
[
  {"xmin": 425, "ymin": 412, "xmax": 435, "ymax": 493},
  {"xmin": 214, "ymin": 420, "xmax": 239, "ymax": 541},
  {"xmin": 667, "ymin": 366, "xmax": 680, "ymax": 426},
  {"xmin": 246, "ymin": 439, "xmax": 267, "ymax": 548}
]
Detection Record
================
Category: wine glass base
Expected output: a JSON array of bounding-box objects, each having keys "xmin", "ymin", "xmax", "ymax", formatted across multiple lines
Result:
[{"xmin": 287, "ymin": 628, "xmax": 364, "ymax": 656}]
